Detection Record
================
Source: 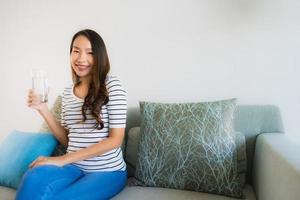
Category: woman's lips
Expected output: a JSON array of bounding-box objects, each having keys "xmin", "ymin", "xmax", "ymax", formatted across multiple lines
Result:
[{"xmin": 76, "ymin": 64, "xmax": 90, "ymax": 71}]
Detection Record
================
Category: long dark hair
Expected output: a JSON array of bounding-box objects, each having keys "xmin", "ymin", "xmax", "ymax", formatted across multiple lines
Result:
[{"xmin": 70, "ymin": 29, "xmax": 110, "ymax": 129}]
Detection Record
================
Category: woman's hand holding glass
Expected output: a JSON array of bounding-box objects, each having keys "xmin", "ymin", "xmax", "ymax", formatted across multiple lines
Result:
[
  {"xmin": 28, "ymin": 69, "xmax": 49, "ymax": 112},
  {"xmin": 27, "ymin": 89, "xmax": 48, "ymax": 112}
]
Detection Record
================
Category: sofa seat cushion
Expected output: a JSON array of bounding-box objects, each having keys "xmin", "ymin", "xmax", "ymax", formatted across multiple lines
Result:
[
  {"xmin": 0, "ymin": 186, "xmax": 16, "ymax": 200},
  {"xmin": 0, "ymin": 183, "xmax": 256, "ymax": 200},
  {"xmin": 113, "ymin": 180, "xmax": 256, "ymax": 200}
]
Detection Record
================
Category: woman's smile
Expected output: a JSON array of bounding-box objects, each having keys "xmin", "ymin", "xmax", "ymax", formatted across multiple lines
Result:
[{"xmin": 75, "ymin": 64, "xmax": 91, "ymax": 71}]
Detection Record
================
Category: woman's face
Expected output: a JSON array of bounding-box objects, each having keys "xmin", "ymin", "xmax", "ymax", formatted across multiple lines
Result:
[{"xmin": 70, "ymin": 35, "xmax": 94, "ymax": 80}]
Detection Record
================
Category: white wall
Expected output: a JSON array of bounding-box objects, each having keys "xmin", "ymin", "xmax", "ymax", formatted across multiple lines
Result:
[{"xmin": 0, "ymin": 0, "xmax": 299, "ymax": 142}]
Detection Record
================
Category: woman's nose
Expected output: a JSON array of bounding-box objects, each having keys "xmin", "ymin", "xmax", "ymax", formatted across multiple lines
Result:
[{"xmin": 78, "ymin": 52, "xmax": 87, "ymax": 61}]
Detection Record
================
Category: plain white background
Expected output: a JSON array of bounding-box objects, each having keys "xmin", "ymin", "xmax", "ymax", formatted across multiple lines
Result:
[{"xmin": 0, "ymin": 0, "xmax": 299, "ymax": 142}]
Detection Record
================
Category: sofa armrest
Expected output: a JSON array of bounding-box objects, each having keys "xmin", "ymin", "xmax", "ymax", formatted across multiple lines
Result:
[{"xmin": 253, "ymin": 133, "xmax": 300, "ymax": 200}]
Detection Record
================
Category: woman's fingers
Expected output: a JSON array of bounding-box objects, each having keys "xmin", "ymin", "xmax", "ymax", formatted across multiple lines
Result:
[
  {"xmin": 27, "ymin": 90, "xmax": 42, "ymax": 107},
  {"xmin": 27, "ymin": 89, "xmax": 48, "ymax": 111},
  {"xmin": 29, "ymin": 157, "xmax": 39, "ymax": 168},
  {"xmin": 32, "ymin": 96, "xmax": 40, "ymax": 103},
  {"xmin": 29, "ymin": 160, "xmax": 36, "ymax": 168},
  {"xmin": 29, "ymin": 156, "xmax": 45, "ymax": 168},
  {"xmin": 28, "ymin": 90, "xmax": 36, "ymax": 99},
  {"xmin": 27, "ymin": 90, "xmax": 34, "ymax": 103}
]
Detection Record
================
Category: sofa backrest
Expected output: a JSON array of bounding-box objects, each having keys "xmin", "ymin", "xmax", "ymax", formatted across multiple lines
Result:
[
  {"xmin": 44, "ymin": 97, "xmax": 284, "ymax": 184},
  {"xmin": 233, "ymin": 105, "xmax": 284, "ymax": 183},
  {"xmin": 124, "ymin": 105, "xmax": 284, "ymax": 184}
]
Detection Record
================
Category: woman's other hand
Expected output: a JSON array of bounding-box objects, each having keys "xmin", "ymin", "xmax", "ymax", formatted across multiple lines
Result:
[{"xmin": 29, "ymin": 156, "xmax": 67, "ymax": 168}]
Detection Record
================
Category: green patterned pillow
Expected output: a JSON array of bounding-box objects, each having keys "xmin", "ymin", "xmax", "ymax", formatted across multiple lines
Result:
[
  {"xmin": 133, "ymin": 99, "xmax": 243, "ymax": 198},
  {"xmin": 235, "ymin": 131, "xmax": 247, "ymax": 187}
]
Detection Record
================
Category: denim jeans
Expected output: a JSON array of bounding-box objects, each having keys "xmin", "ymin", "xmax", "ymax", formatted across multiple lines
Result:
[{"xmin": 15, "ymin": 164, "xmax": 127, "ymax": 200}]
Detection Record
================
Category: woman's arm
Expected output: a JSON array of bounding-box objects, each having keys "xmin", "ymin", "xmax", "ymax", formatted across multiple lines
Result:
[
  {"xmin": 27, "ymin": 90, "xmax": 69, "ymax": 147},
  {"xmin": 29, "ymin": 128, "xmax": 124, "ymax": 168},
  {"xmin": 62, "ymin": 128, "xmax": 124, "ymax": 164},
  {"xmin": 38, "ymin": 108, "xmax": 69, "ymax": 147}
]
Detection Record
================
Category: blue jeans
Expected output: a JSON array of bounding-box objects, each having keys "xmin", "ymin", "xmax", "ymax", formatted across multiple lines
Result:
[{"xmin": 15, "ymin": 164, "xmax": 128, "ymax": 200}]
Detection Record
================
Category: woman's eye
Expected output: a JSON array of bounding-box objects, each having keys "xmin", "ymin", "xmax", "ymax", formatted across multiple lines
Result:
[
  {"xmin": 88, "ymin": 52, "xmax": 93, "ymax": 55},
  {"xmin": 73, "ymin": 50, "xmax": 79, "ymax": 53}
]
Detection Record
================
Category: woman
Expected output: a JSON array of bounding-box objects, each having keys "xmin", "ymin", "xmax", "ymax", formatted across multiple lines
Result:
[{"xmin": 16, "ymin": 29, "xmax": 127, "ymax": 200}]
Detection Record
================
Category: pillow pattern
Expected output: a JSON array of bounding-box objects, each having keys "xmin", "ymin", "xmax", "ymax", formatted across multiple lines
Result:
[
  {"xmin": 133, "ymin": 99, "xmax": 243, "ymax": 198},
  {"xmin": 235, "ymin": 131, "xmax": 247, "ymax": 187},
  {"xmin": 0, "ymin": 130, "xmax": 57, "ymax": 189},
  {"xmin": 126, "ymin": 127, "xmax": 247, "ymax": 187}
]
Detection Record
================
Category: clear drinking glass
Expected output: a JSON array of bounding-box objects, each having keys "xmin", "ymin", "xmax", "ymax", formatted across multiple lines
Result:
[{"xmin": 31, "ymin": 69, "xmax": 49, "ymax": 103}]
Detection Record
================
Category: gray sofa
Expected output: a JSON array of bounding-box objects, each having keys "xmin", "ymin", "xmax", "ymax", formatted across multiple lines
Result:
[{"xmin": 1, "ymin": 105, "xmax": 300, "ymax": 200}]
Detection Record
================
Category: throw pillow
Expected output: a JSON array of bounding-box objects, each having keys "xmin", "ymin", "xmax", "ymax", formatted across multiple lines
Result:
[
  {"xmin": 235, "ymin": 131, "xmax": 247, "ymax": 187},
  {"xmin": 133, "ymin": 99, "xmax": 243, "ymax": 198},
  {"xmin": 0, "ymin": 130, "xmax": 58, "ymax": 189}
]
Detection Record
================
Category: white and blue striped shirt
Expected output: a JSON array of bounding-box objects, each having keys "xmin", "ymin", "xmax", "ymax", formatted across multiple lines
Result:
[{"xmin": 61, "ymin": 75, "xmax": 127, "ymax": 172}]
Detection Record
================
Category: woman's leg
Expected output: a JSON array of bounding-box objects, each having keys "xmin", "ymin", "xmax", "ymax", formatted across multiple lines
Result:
[
  {"xmin": 53, "ymin": 170, "xmax": 128, "ymax": 200},
  {"xmin": 15, "ymin": 164, "xmax": 83, "ymax": 200}
]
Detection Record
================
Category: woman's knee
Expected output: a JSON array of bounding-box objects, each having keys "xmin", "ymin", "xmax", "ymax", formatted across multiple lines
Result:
[
  {"xmin": 21, "ymin": 165, "xmax": 55, "ymax": 185},
  {"xmin": 16, "ymin": 165, "xmax": 61, "ymax": 200},
  {"xmin": 22, "ymin": 165, "xmax": 79, "ymax": 186},
  {"xmin": 16, "ymin": 165, "xmax": 82, "ymax": 200}
]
